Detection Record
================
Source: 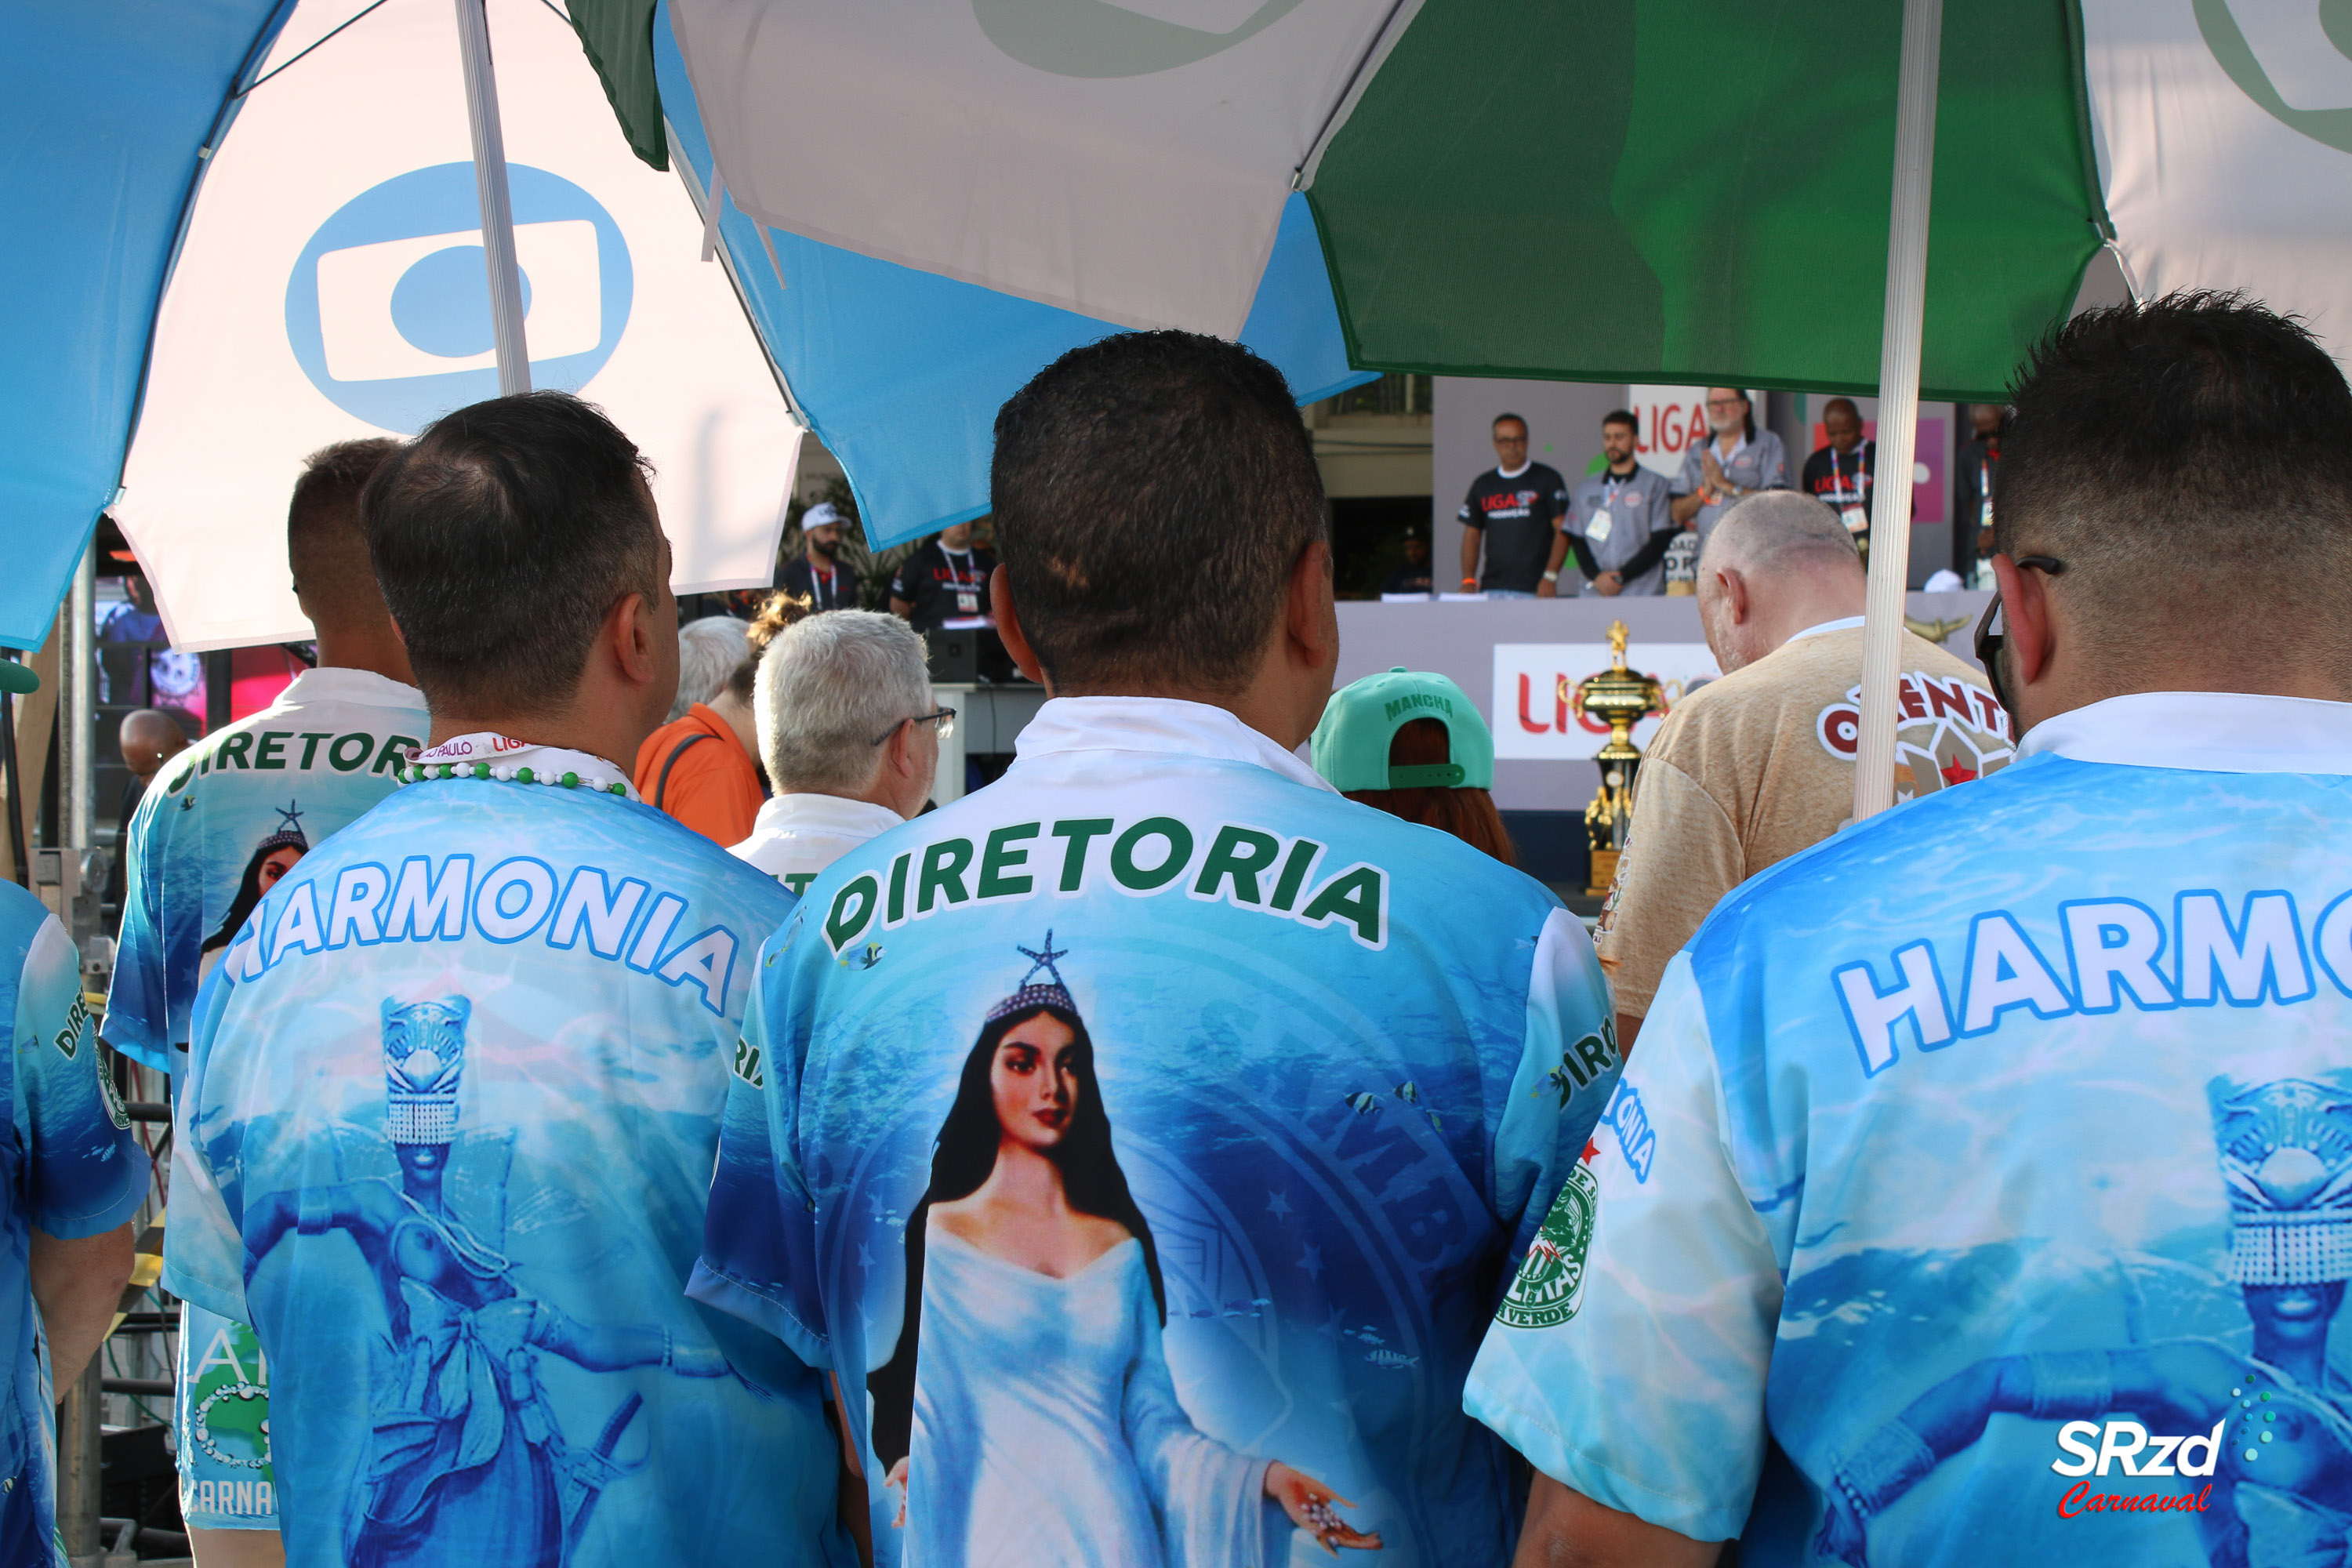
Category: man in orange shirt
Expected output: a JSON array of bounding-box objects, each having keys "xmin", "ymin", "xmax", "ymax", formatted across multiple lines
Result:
[{"xmin": 635, "ymin": 620, "xmax": 764, "ymax": 843}]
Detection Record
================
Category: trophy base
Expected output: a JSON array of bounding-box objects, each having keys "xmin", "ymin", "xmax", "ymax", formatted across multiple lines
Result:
[{"xmin": 1587, "ymin": 848, "xmax": 1620, "ymax": 898}]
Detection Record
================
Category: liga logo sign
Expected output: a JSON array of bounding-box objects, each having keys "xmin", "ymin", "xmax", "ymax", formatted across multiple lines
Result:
[{"xmin": 1491, "ymin": 643, "xmax": 1719, "ymax": 761}]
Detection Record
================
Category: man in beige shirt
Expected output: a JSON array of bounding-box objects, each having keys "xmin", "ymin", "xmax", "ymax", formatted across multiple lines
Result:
[{"xmin": 1596, "ymin": 492, "xmax": 2013, "ymax": 1047}]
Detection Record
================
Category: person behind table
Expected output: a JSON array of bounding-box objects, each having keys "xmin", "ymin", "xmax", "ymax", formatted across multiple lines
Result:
[
  {"xmin": 636, "ymin": 615, "xmax": 764, "ymax": 843},
  {"xmin": 1470, "ymin": 292, "xmax": 2352, "ymax": 1565},
  {"xmin": 162, "ymin": 392, "xmax": 850, "ymax": 1568},
  {"xmin": 1543, "ymin": 410, "xmax": 1675, "ymax": 598},
  {"xmin": 1378, "ymin": 530, "xmax": 1435, "ymax": 597},
  {"xmin": 888, "ymin": 520, "xmax": 996, "ymax": 632},
  {"xmin": 107, "ymin": 437, "xmax": 426, "ymax": 1567},
  {"xmin": 731, "ymin": 610, "xmax": 946, "ymax": 895},
  {"xmin": 694, "ymin": 331, "xmax": 1620, "ymax": 1563},
  {"xmin": 1591, "ymin": 491, "xmax": 2011, "ymax": 1053},
  {"xmin": 1669, "ymin": 387, "xmax": 1788, "ymax": 548},
  {"xmin": 0, "ymin": 880, "xmax": 143, "ymax": 1565},
  {"xmin": 1800, "ymin": 396, "xmax": 1877, "ymax": 550},
  {"xmin": 1458, "ymin": 413, "xmax": 1570, "ymax": 598},
  {"xmin": 779, "ymin": 501, "xmax": 860, "ymax": 613},
  {"xmin": 1952, "ymin": 401, "xmax": 2005, "ymax": 584},
  {"xmin": 1312, "ymin": 667, "xmax": 1514, "ymax": 866}
]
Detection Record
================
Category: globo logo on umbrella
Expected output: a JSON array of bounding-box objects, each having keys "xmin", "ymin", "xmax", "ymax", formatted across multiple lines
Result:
[{"xmin": 284, "ymin": 162, "xmax": 633, "ymax": 431}]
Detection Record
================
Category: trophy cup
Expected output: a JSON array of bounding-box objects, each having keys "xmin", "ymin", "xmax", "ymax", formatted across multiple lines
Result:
[{"xmin": 1577, "ymin": 620, "xmax": 1664, "ymax": 897}]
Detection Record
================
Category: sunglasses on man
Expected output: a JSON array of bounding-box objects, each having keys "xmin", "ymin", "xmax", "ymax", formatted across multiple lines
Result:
[
  {"xmin": 871, "ymin": 708, "xmax": 956, "ymax": 747},
  {"xmin": 1972, "ymin": 556, "xmax": 2067, "ymax": 719}
]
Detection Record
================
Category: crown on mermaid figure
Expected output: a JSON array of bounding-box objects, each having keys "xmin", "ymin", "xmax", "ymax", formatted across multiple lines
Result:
[
  {"xmin": 986, "ymin": 932, "xmax": 1074, "ymax": 1024},
  {"xmin": 382, "ymin": 996, "xmax": 472, "ymax": 1146},
  {"xmin": 254, "ymin": 799, "xmax": 308, "ymax": 859},
  {"xmin": 2211, "ymin": 1077, "xmax": 2352, "ymax": 1287}
]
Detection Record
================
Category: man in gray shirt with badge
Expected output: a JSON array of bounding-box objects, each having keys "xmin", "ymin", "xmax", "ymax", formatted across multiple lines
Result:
[{"xmin": 1541, "ymin": 409, "xmax": 1678, "ymax": 597}]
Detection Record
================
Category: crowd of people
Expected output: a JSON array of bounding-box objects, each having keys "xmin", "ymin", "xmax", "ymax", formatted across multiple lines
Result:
[{"xmin": 2, "ymin": 292, "xmax": 2346, "ymax": 1568}]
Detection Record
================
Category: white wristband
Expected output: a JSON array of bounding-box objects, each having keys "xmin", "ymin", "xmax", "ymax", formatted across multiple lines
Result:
[{"xmin": 1541, "ymin": 569, "xmax": 1560, "ymax": 583}]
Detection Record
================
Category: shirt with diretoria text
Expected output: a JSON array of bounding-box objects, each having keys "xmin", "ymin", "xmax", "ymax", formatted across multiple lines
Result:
[
  {"xmin": 162, "ymin": 778, "xmax": 851, "ymax": 1568},
  {"xmin": 1459, "ymin": 463, "xmax": 1570, "ymax": 593},
  {"xmin": 691, "ymin": 696, "xmax": 1620, "ymax": 1567},
  {"xmin": 1469, "ymin": 702, "xmax": 2352, "ymax": 1563},
  {"xmin": 107, "ymin": 666, "xmax": 426, "ymax": 1075},
  {"xmin": 1, "ymin": 884, "xmax": 143, "ymax": 1551}
]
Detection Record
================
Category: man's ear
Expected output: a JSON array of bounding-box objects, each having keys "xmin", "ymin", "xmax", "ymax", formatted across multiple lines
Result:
[
  {"xmin": 1286, "ymin": 538, "xmax": 1338, "ymax": 669},
  {"xmin": 989, "ymin": 564, "xmax": 1049, "ymax": 689},
  {"xmin": 612, "ymin": 590, "xmax": 661, "ymax": 687},
  {"xmin": 1991, "ymin": 554, "xmax": 2055, "ymax": 690},
  {"xmin": 1713, "ymin": 566, "xmax": 1751, "ymax": 625}
]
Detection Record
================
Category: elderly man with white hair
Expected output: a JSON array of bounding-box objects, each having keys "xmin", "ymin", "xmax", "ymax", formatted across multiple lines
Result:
[
  {"xmin": 1592, "ymin": 489, "xmax": 2013, "ymax": 1052},
  {"xmin": 731, "ymin": 610, "xmax": 949, "ymax": 893}
]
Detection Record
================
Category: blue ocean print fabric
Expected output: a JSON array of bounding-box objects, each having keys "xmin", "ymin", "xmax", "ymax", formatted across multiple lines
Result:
[
  {"xmin": 1468, "ymin": 746, "xmax": 2352, "ymax": 1565},
  {"xmin": 692, "ymin": 698, "xmax": 1620, "ymax": 1566},
  {"xmin": 1, "ymin": 883, "xmax": 145, "ymax": 1565},
  {"xmin": 164, "ymin": 775, "xmax": 853, "ymax": 1568},
  {"xmin": 109, "ymin": 666, "xmax": 427, "ymax": 1073}
]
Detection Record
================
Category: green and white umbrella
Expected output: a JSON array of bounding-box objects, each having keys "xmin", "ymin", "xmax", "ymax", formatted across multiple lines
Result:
[{"xmin": 575, "ymin": 0, "xmax": 2352, "ymax": 812}]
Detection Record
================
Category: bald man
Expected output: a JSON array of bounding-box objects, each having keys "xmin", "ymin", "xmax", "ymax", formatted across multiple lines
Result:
[
  {"xmin": 1592, "ymin": 492, "xmax": 2013, "ymax": 1050},
  {"xmin": 107, "ymin": 439, "xmax": 428, "ymax": 1567}
]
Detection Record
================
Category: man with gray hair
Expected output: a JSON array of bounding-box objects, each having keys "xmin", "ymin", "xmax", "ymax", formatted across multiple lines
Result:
[
  {"xmin": 731, "ymin": 609, "xmax": 946, "ymax": 894},
  {"xmin": 1592, "ymin": 489, "xmax": 2011, "ymax": 1050}
]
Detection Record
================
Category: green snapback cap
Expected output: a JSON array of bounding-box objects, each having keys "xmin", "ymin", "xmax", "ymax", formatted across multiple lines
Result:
[{"xmin": 1311, "ymin": 667, "xmax": 1494, "ymax": 793}]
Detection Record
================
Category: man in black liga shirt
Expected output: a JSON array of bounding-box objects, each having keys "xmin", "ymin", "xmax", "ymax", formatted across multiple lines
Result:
[
  {"xmin": 1457, "ymin": 412, "xmax": 1569, "ymax": 597},
  {"xmin": 888, "ymin": 519, "xmax": 997, "ymax": 632}
]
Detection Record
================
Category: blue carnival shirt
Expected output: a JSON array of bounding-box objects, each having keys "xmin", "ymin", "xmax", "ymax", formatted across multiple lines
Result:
[
  {"xmin": 1467, "ymin": 691, "xmax": 2352, "ymax": 1564},
  {"xmin": 1, "ymin": 883, "xmax": 144, "ymax": 1561},
  {"xmin": 163, "ymin": 750, "xmax": 852, "ymax": 1568},
  {"xmin": 692, "ymin": 697, "xmax": 1619, "ymax": 1566},
  {"xmin": 108, "ymin": 666, "xmax": 427, "ymax": 1074}
]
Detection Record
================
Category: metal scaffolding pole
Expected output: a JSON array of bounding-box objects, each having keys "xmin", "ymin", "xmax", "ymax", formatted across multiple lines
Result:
[
  {"xmin": 1851, "ymin": 0, "xmax": 1943, "ymax": 822},
  {"xmin": 455, "ymin": 0, "xmax": 532, "ymax": 395}
]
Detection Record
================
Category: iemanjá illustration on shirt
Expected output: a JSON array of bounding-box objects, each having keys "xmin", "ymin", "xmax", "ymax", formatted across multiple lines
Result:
[{"xmin": 240, "ymin": 997, "xmax": 732, "ymax": 1567}]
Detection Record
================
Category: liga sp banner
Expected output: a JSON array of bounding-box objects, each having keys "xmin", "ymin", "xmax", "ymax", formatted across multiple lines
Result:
[
  {"xmin": 116, "ymin": 0, "xmax": 800, "ymax": 652},
  {"xmin": 1491, "ymin": 643, "xmax": 1719, "ymax": 762}
]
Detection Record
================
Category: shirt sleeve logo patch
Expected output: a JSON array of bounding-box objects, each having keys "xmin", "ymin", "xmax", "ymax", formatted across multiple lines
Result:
[{"xmin": 1495, "ymin": 1163, "xmax": 1599, "ymax": 1330}]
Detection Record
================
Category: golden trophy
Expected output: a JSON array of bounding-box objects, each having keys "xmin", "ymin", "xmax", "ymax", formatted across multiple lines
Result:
[{"xmin": 1577, "ymin": 620, "xmax": 1664, "ymax": 898}]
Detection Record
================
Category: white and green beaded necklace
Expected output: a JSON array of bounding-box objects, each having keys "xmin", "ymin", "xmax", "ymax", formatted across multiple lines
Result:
[{"xmin": 398, "ymin": 733, "xmax": 641, "ymax": 800}]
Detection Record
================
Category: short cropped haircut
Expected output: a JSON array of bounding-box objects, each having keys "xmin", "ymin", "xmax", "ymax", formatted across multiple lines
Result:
[
  {"xmin": 1699, "ymin": 491, "xmax": 1862, "ymax": 578},
  {"xmin": 1602, "ymin": 409, "xmax": 1638, "ymax": 434},
  {"xmin": 991, "ymin": 332, "xmax": 1324, "ymax": 694},
  {"xmin": 672, "ymin": 615, "xmax": 751, "ymax": 721},
  {"xmin": 1821, "ymin": 396, "xmax": 1861, "ymax": 421},
  {"xmin": 289, "ymin": 438, "xmax": 400, "ymax": 631},
  {"xmin": 1494, "ymin": 412, "xmax": 1528, "ymax": 432},
  {"xmin": 363, "ymin": 393, "xmax": 661, "ymax": 715},
  {"xmin": 1997, "ymin": 292, "xmax": 2352, "ymax": 652},
  {"xmin": 755, "ymin": 611, "xmax": 932, "ymax": 793}
]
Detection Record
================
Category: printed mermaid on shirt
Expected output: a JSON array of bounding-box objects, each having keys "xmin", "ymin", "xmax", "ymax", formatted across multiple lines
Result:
[
  {"xmin": 866, "ymin": 935, "xmax": 1381, "ymax": 1565},
  {"xmin": 241, "ymin": 996, "xmax": 733, "ymax": 1567}
]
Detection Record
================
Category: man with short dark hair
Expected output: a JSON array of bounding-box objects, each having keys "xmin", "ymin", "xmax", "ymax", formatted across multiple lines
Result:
[
  {"xmin": 1801, "ymin": 396, "xmax": 1877, "ymax": 547},
  {"xmin": 162, "ymin": 394, "xmax": 849, "ymax": 1568},
  {"xmin": 1953, "ymin": 401, "xmax": 2005, "ymax": 583},
  {"xmin": 1474, "ymin": 294, "xmax": 2352, "ymax": 1564},
  {"xmin": 779, "ymin": 501, "xmax": 860, "ymax": 612},
  {"xmin": 109, "ymin": 437, "xmax": 423, "ymax": 1566},
  {"xmin": 696, "ymin": 332, "xmax": 1620, "ymax": 1563},
  {"xmin": 1460, "ymin": 413, "xmax": 1571, "ymax": 597},
  {"xmin": 1543, "ymin": 410, "xmax": 1675, "ymax": 597}
]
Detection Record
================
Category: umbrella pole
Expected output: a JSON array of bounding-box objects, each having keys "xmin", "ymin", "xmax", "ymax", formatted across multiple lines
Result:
[
  {"xmin": 455, "ymin": 0, "xmax": 532, "ymax": 395},
  {"xmin": 1851, "ymin": 0, "xmax": 1944, "ymax": 824}
]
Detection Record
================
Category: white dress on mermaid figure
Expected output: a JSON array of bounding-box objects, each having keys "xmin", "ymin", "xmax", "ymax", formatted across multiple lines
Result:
[{"xmin": 905, "ymin": 1223, "xmax": 1272, "ymax": 1568}]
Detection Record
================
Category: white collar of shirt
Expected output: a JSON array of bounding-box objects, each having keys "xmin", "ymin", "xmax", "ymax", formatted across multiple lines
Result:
[
  {"xmin": 1496, "ymin": 460, "xmax": 1534, "ymax": 480},
  {"xmin": 1013, "ymin": 696, "xmax": 1337, "ymax": 793},
  {"xmin": 2018, "ymin": 691, "xmax": 2352, "ymax": 775},
  {"xmin": 1785, "ymin": 615, "xmax": 1867, "ymax": 645},
  {"xmin": 744, "ymin": 792, "xmax": 902, "ymax": 841},
  {"xmin": 270, "ymin": 666, "xmax": 423, "ymax": 710}
]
